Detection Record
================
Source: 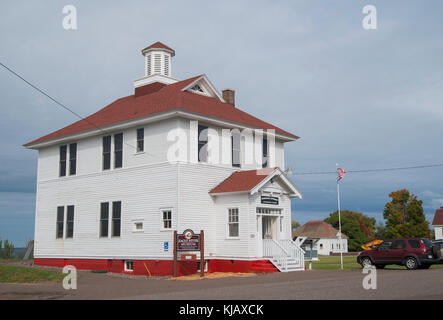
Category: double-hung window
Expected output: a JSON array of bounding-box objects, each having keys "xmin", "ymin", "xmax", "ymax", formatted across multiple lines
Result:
[
  {"xmin": 136, "ymin": 128, "xmax": 144, "ymax": 152},
  {"xmin": 198, "ymin": 125, "xmax": 208, "ymax": 162},
  {"xmin": 69, "ymin": 143, "xmax": 77, "ymax": 175},
  {"xmin": 103, "ymin": 136, "xmax": 111, "ymax": 170},
  {"xmin": 56, "ymin": 205, "xmax": 74, "ymax": 239},
  {"xmin": 162, "ymin": 210, "xmax": 172, "ymax": 230},
  {"xmin": 100, "ymin": 202, "xmax": 109, "ymax": 237},
  {"xmin": 56, "ymin": 206, "xmax": 64, "ymax": 238},
  {"xmin": 60, "ymin": 144, "xmax": 77, "ymax": 177},
  {"xmin": 66, "ymin": 205, "xmax": 75, "ymax": 238},
  {"xmin": 112, "ymin": 201, "xmax": 121, "ymax": 237},
  {"xmin": 59, "ymin": 146, "xmax": 67, "ymax": 177},
  {"xmin": 114, "ymin": 133, "xmax": 123, "ymax": 168},
  {"xmin": 228, "ymin": 208, "xmax": 239, "ymax": 238},
  {"xmin": 103, "ymin": 134, "xmax": 123, "ymax": 170}
]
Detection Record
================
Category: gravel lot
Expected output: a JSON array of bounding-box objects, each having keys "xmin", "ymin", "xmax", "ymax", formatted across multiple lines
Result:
[{"xmin": 1, "ymin": 266, "xmax": 443, "ymax": 300}]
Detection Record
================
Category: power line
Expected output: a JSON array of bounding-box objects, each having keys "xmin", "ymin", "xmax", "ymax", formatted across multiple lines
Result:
[
  {"xmin": 293, "ymin": 163, "xmax": 443, "ymax": 176},
  {"xmin": 0, "ymin": 62, "xmax": 95, "ymax": 128},
  {"xmin": 0, "ymin": 61, "xmax": 143, "ymax": 153}
]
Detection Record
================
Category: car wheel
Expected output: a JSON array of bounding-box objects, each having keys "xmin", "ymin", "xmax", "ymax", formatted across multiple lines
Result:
[
  {"xmin": 404, "ymin": 257, "xmax": 418, "ymax": 270},
  {"xmin": 360, "ymin": 257, "xmax": 372, "ymax": 268},
  {"xmin": 375, "ymin": 264, "xmax": 385, "ymax": 269}
]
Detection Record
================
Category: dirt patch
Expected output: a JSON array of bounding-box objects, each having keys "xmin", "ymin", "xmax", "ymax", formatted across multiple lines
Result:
[{"xmin": 167, "ymin": 272, "xmax": 257, "ymax": 281}]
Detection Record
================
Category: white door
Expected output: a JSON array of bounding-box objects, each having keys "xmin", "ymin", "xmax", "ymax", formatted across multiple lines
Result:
[{"xmin": 262, "ymin": 216, "xmax": 273, "ymax": 239}]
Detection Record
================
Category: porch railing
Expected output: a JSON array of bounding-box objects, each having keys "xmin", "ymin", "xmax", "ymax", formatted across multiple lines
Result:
[
  {"xmin": 279, "ymin": 239, "xmax": 305, "ymax": 269},
  {"xmin": 263, "ymin": 239, "xmax": 289, "ymax": 271},
  {"xmin": 263, "ymin": 239, "xmax": 305, "ymax": 272}
]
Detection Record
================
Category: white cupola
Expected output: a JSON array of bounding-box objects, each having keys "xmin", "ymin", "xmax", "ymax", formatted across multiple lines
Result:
[{"xmin": 141, "ymin": 41, "xmax": 175, "ymax": 77}]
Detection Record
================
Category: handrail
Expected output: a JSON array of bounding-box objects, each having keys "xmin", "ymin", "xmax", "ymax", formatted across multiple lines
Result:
[
  {"xmin": 263, "ymin": 239, "xmax": 306, "ymax": 272},
  {"xmin": 263, "ymin": 239, "xmax": 289, "ymax": 271},
  {"xmin": 279, "ymin": 239, "xmax": 305, "ymax": 269}
]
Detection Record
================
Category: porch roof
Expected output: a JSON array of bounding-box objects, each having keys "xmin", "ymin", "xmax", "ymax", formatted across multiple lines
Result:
[{"xmin": 209, "ymin": 167, "xmax": 302, "ymax": 198}]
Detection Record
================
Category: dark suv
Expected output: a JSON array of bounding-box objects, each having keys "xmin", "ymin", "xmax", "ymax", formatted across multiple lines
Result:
[{"xmin": 357, "ymin": 238, "xmax": 441, "ymax": 270}]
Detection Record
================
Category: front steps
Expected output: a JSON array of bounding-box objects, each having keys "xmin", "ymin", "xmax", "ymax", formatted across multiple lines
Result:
[
  {"xmin": 271, "ymin": 258, "xmax": 305, "ymax": 272},
  {"xmin": 250, "ymin": 260, "xmax": 279, "ymax": 273}
]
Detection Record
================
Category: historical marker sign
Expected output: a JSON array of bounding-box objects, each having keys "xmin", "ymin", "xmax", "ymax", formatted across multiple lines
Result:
[
  {"xmin": 261, "ymin": 196, "xmax": 279, "ymax": 205},
  {"xmin": 177, "ymin": 229, "xmax": 200, "ymax": 251}
]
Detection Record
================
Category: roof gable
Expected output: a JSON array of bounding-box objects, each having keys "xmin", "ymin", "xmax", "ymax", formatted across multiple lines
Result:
[
  {"xmin": 209, "ymin": 168, "xmax": 302, "ymax": 198},
  {"xmin": 181, "ymin": 75, "xmax": 224, "ymax": 101}
]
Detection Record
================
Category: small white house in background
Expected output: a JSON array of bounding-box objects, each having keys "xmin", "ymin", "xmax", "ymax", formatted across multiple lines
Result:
[
  {"xmin": 432, "ymin": 207, "xmax": 443, "ymax": 240},
  {"xmin": 24, "ymin": 42, "xmax": 305, "ymax": 276},
  {"xmin": 292, "ymin": 220, "xmax": 348, "ymax": 257}
]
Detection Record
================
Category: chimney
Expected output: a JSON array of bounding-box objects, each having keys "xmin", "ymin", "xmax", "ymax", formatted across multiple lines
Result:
[{"xmin": 222, "ymin": 89, "xmax": 235, "ymax": 106}]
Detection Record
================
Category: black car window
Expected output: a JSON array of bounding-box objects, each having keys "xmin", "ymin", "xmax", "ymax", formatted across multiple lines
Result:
[
  {"xmin": 378, "ymin": 241, "xmax": 392, "ymax": 250},
  {"xmin": 408, "ymin": 240, "xmax": 421, "ymax": 248},
  {"xmin": 422, "ymin": 239, "xmax": 433, "ymax": 247},
  {"xmin": 391, "ymin": 240, "xmax": 406, "ymax": 249}
]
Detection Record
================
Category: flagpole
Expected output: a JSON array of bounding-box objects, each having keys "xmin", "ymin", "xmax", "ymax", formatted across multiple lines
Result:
[{"xmin": 336, "ymin": 164, "xmax": 344, "ymax": 270}]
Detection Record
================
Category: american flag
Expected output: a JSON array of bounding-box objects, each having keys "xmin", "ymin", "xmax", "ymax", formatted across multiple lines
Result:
[{"xmin": 337, "ymin": 168, "xmax": 346, "ymax": 181}]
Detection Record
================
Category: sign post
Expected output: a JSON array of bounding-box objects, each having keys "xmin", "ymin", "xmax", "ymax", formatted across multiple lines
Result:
[
  {"xmin": 200, "ymin": 230, "xmax": 204, "ymax": 278},
  {"xmin": 173, "ymin": 229, "xmax": 204, "ymax": 277},
  {"xmin": 173, "ymin": 230, "xmax": 178, "ymax": 277}
]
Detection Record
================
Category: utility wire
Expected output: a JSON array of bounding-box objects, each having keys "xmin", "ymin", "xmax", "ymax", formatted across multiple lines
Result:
[
  {"xmin": 0, "ymin": 62, "xmax": 96, "ymax": 129},
  {"xmin": 293, "ymin": 163, "xmax": 443, "ymax": 176},
  {"xmin": 0, "ymin": 61, "xmax": 147, "ymax": 154}
]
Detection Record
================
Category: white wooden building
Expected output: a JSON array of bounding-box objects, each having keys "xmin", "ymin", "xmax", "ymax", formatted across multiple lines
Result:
[
  {"xmin": 24, "ymin": 42, "xmax": 304, "ymax": 275},
  {"xmin": 432, "ymin": 207, "xmax": 443, "ymax": 240},
  {"xmin": 292, "ymin": 220, "xmax": 348, "ymax": 257}
]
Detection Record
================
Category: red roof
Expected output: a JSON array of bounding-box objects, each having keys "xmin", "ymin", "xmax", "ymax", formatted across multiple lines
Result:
[
  {"xmin": 292, "ymin": 220, "xmax": 348, "ymax": 239},
  {"xmin": 432, "ymin": 207, "xmax": 443, "ymax": 225},
  {"xmin": 141, "ymin": 42, "xmax": 175, "ymax": 56},
  {"xmin": 209, "ymin": 168, "xmax": 275, "ymax": 194},
  {"xmin": 24, "ymin": 76, "xmax": 298, "ymax": 147}
]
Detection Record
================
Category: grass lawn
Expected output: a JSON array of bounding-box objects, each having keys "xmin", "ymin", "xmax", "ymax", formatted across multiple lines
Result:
[
  {"xmin": 0, "ymin": 265, "xmax": 65, "ymax": 283},
  {"xmin": 305, "ymin": 255, "xmax": 443, "ymax": 270}
]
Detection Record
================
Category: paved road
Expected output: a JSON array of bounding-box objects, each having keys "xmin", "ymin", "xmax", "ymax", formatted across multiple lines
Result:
[{"xmin": 1, "ymin": 267, "xmax": 443, "ymax": 300}]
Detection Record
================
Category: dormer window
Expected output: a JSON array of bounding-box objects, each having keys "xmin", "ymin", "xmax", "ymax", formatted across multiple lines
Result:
[{"xmin": 191, "ymin": 84, "xmax": 204, "ymax": 93}]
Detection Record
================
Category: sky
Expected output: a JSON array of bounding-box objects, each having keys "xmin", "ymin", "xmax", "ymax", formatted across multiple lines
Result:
[{"xmin": 1, "ymin": 1, "xmax": 442, "ymax": 246}]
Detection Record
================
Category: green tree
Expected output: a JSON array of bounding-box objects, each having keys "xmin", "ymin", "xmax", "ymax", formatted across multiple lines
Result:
[
  {"xmin": 1, "ymin": 239, "xmax": 14, "ymax": 259},
  {"xmin": 324, "ymin": 210, "xmax": 376, "ymax": 252},
  {"xmin": 375, "ymin": 222, "xmax": 389, "ymax": 240},
  {"xmin": 383, "ymin": 189, "xmax": 430, "ymax": 239},
  {"xmin": 291, "ymin": 221, "xmax": 301, "ymax": 230}
]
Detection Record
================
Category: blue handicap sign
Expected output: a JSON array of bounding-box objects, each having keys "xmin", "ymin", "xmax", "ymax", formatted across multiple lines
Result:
[{"xmin": 164, "ymin": 241, "xmax": 169, "ymax": 252}]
